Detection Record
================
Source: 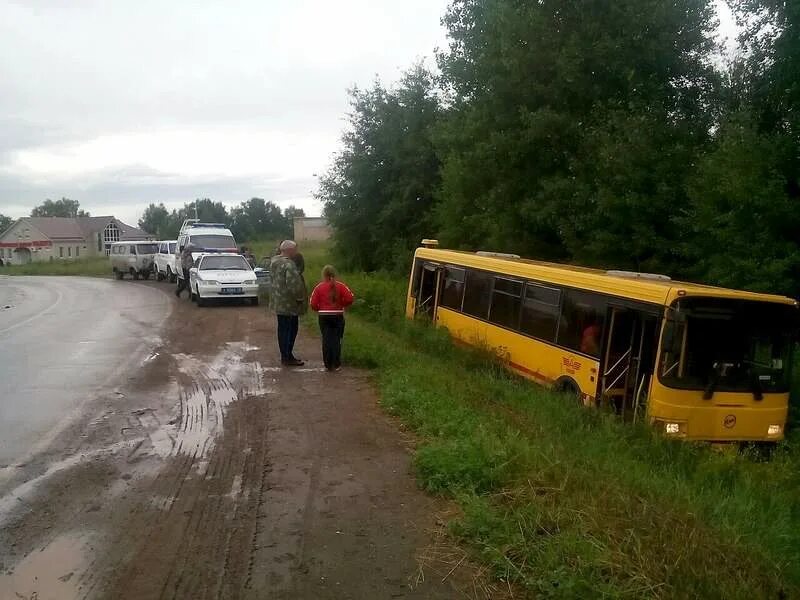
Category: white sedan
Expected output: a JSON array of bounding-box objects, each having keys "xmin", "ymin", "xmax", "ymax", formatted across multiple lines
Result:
[{"xmin": 189, "ymin": 253, "xmax": 260, "ymax": 306}]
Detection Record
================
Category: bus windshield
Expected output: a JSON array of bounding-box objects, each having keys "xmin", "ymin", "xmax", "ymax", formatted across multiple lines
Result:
[{"xmin": 659, "ymin": 298, "xmax": 797, "ymax": 395}]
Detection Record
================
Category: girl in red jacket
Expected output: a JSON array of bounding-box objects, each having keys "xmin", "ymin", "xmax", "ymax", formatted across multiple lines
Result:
[{"xmin": 310, "ymin": 265, "xmax": 355, "ymax": 371}]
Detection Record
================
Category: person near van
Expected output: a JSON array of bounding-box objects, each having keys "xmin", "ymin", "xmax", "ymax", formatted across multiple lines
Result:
[
  {"xmin": 175, "ymin": 244, "xmax": 195, "ymax": 298},
  {"xmin": 270, "ymin": 240, "xmax": 307, "ymax": 366},
  {"xmin": 310, "ymin": 265, "xmax": 354, "ymax": 372}
]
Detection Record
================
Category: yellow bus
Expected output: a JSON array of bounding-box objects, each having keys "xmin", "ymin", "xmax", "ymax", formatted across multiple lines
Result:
[{"xmin": 406, "ymin": 241, "xmax": 798, "ymax": 442}]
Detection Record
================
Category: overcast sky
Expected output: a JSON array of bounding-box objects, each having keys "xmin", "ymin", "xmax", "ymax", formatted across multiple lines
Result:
[{"xmin": 0, "ymin": 0, "xmax": 735, "ymax": 227}]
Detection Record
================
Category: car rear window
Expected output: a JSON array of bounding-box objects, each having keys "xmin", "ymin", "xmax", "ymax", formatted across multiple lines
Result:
[{"xmin": 200, "ymin": 255, "xmax": 250, "ymax": 270}]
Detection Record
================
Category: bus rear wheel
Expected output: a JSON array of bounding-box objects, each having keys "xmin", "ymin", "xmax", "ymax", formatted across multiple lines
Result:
[{"xmin": 555, "ymin": 378, "xmax": 582, "ymax": 405}]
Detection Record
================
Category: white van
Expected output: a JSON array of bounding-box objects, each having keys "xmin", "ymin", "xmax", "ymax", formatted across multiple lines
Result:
[
  {"xmin": 175, "ymin": 222, "xmax": 238, "ymax": 281},
  {"xmin": 154, "ymin": 240, "xmax": 178, "ymax": 282},
  {"xmin": 110, "ymin": 241, "xmax": 158, "ymax": 280}
]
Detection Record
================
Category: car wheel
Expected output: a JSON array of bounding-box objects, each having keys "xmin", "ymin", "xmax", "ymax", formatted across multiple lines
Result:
[
  {"xmin": 251, "ymin": 297, "xmax": 259, "ymax": 306},
  {"xmin": 155, "ymin": 269, "xmax": 163, "ymax": 281},
  {"xmin": 166, "ymin": 267, "xmax": 174, "ymax": 283},
  {"xmin": 132, "ymin": 270, "xmax": 139, "ymax": 280},
  {"xmin": 196, "ymin": 288, "xmax": 206, "ymax": 307},
  {"xmin": 114, "ymin": 269, "xmax": 123, "ymax": 280}
]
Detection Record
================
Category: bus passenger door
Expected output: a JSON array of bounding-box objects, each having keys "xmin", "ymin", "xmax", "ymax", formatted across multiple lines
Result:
[
  {"xmin": 600, "ymin": 307, "xmax": 658, "ymax": 420},
  {"xmin": 415, "ymin": 263, "xmax": 441, "ymax": 320}
]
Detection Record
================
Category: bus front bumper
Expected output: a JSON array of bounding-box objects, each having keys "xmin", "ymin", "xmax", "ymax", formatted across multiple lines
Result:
[{"xmin": 648, "ymin": 399, "xmax": 787, "ymax": 442}]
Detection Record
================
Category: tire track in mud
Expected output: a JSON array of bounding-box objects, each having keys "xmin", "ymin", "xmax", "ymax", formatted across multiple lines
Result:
[
  {"xmin": 103, "ymin": 347, "xmax": 271, "ymax": 600},
  {"xmin": 3, "ymin": 298, "xmax": 494, "ymax": 600}
]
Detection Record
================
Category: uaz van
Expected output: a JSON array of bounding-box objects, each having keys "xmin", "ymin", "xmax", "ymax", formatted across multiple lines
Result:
[{"xmin": 110, "ymin": 241, "xmax": 158, "ymax": 280}]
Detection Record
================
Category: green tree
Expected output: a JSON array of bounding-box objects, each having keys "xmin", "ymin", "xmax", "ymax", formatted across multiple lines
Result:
[
  {"xmin": 31, "ymin": 198, "xmax": 90, "ymax": 218},
  {"xmin": 283, "ymin": 205, "xmax": 305, "ymax": 221},
  {"xmin": 0, "ymin": 214, "xmax": 12, "ymax": 233},
  {"xmin": 318, "ymin": 64, "xmax": 441, "ymax": 271},
  {"xmin": 434, "ymin": 0, "xmax": 719, "ymax": 265},
  {"xmin": 229, "ymin": 198, "xmax": 288, "ymax": 241},
  {"xmin": 680, "ymin": 115, "xmax": 800, "ymax": 295},
  {"xmin": 187, "ymin": 198, "xmax": 228, "ymax": 224},
  {"xmin": 138, "ymin": 203, "xmax": 178, "ymax": 238}
]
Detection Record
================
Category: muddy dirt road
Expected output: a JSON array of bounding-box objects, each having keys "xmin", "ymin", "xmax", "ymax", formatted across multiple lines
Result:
[{"xmin": 0, "ymin": 279, "xmax": 482, "ymax": 600}]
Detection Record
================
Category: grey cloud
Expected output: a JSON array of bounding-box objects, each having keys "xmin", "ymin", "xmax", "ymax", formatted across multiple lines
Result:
[{"xmin": 0, "ymin": 165, "xmax": 319, "ymax": 223}]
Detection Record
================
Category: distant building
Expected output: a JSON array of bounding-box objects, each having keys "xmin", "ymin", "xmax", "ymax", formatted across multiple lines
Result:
[
  {"xmin": 293, "ymin": 217, "xmax": 331, "ymax": 243},
  {"xmin": 0, "ymin": 216, "xmax": 153, "ymax": 265}
]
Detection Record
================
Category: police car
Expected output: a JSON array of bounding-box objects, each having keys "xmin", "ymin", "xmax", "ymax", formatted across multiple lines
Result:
[{"xmin": 188, "ymin": 253, "xmax": 260, "ymax": 306}]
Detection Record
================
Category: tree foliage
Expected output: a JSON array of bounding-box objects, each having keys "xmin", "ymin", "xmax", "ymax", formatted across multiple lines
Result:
[
  {"xmin": 0, "ymin": 213, "xmax": 12, "ymax": 233},
  {"xmin": 319, "ymin": 65, "xmax": 441, "ymax": 271},
  {"xmin": 138, "ymin": 198, "xmax": 295, "ymax": 242},
  {"xmin": 31, "ymin": 198, "xmax": 89, "ymax": 218},
  {"xmin": 315, "ymin": 0, "xmax": 800, "ymax": 295}
]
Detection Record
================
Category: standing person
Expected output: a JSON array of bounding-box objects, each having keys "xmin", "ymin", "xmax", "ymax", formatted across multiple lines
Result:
[
  {"xmin": 270, "ymin": 240, "xmax": 307, "ymax": 366},
  {"xmin": 310, "ymin": 265, "xmax": 354, "ymax": 372},
  {"xmin": 175, "ymin": 244, "xmax": 195, "ymax": 298}
]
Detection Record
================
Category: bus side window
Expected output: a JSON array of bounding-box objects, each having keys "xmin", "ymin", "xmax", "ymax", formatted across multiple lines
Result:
[
  {"xmin": 558, "ymin": 290, "xmax": 606, "ymax": 357},
  {"xmin": 489, "ymin": 277, "xmax": 523, "ymax": 329},
  {"xmin": 440, "ymin": 267, "xmax": 466, "ymax": 310},
  {"xmin": 462, "ymin": 270, "xmax": 493, "ymax": 320},
  {"xmin": 521, "ymin": 283, "xmax": 561, "ymax": 342}
]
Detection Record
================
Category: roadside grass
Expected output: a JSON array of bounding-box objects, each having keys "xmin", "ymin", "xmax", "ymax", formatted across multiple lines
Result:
[
  {"xmin": 287, "ymin": 246, "xmax": 800, "ymax": 597},
  {"xmin": 0, "ymin": 257, "xmax": 110, "ymax": 277},
  {"xmin": 336, "ymin": 313, "xmax": 800, "ymax": 598}
]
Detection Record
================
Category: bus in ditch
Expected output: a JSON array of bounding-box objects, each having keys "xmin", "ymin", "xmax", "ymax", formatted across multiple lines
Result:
[{"xmin": 406, "ymin": 240, "xmax": 798, "ymax": 443}]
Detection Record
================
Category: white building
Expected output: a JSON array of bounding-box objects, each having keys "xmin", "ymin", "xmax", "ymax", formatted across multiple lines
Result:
[{"xmin": 0, "ymin": 216, "xmax": 153, "ymax": 264}]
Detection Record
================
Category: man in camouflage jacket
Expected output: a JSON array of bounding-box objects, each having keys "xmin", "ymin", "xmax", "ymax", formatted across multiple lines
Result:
[{"xmin": 269, "ymin": 240, "xmax": 307, "ymax": 366}]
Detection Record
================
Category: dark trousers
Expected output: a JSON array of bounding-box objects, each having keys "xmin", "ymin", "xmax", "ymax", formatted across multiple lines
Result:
[
  {"xmin": 318, "ymin": 314, "xmax": 345, "ymax": 370},
  {"xmin": 277, "ymin": 314, "xmax": 299, "ymax": 362},
  {"xmin": 175, "ymin": 267, "xmax": 191, "ymax": 296}
]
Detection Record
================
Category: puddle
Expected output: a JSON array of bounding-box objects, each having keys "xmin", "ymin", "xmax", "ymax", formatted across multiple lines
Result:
[
  {"xmin": 144, "ymin": 343, "xmax": 272, "ymax": 465},
  {"xmin": 0, "ymin": 532, "xmax": 87, "ymax": 600},
  {"xmin": 227, "ymin": 474, "xmax": 243, "ymax": 500},
  {"xmin": 173, "ymin": 342, "xmax": 267, "ymax": 397}
]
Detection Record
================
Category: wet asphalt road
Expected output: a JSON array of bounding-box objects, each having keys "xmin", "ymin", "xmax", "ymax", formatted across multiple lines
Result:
[{"xmin": 0, "ymin": 276, "xmax": 171, "ymax": 468}]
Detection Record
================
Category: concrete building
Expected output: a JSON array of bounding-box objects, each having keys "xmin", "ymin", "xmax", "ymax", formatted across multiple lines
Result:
[
  {"xmin": 0, "ymin": 216, "xmax": 153, "ymax": 264},
  {"xmin": 293, "ymin": 217, "xmax": 331, "ymax": 243}
]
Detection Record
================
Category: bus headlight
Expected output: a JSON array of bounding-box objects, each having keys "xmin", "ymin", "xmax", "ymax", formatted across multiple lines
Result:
[
  {"xmin": 767, "ymin": 424, "xmax": 782, "ymax": 436},
  {"xmin": 655, "ymin": 420, "xmax": 686, "ymax": 436}
]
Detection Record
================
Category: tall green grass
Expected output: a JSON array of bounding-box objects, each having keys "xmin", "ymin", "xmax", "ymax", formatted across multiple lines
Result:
[
  {"xmin": 339, "ymin": 313, "xmax": 800, "ymax": 598},
  {"xmin": 286, "ymin": 243, "xmax": 800, "ymax": 598},
  {"xmin": 0, "ymin": 257, "xmax": 110, "ymax": 277}
]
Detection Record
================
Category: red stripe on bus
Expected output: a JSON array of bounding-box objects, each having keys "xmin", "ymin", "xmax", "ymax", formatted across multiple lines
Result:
[{"xmin": 509, "ymin": 361, "xmax": 554, "ymax": 385}]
